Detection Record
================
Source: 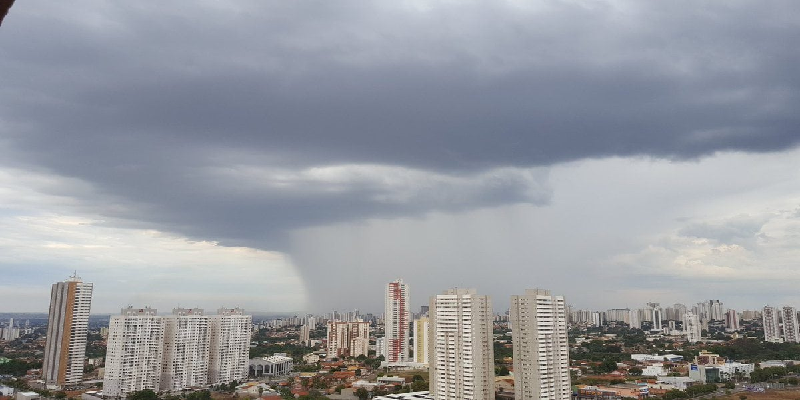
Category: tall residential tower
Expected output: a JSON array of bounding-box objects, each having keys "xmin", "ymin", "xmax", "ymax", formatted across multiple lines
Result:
[
  {"xmin": 160, "ymin": 308, "xmax": 210, "ymax": 392},
  {"xmin": 42, "ymin": 274, "xmax": 93, "ymax": 389},
  {"xmin": 428, "ymin": 288, "xmax": 494, "ymax": 400},
  {"xmin": 385, "ymin": 279, "xmax": 410, "ymax": 363},
  {"xmin": 509, "ymin": 289, "xmax": 571, "ymax": 400},
  {"xmin": 104, "ymin": 307, "xmax": 165, "ymax": 397},
  {"xmin": 208, "ymin": 308, "xmax": 252, "ymax": 385}
]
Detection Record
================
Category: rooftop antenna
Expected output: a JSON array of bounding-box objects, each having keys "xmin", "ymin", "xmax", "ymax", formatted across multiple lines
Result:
[{"xmin": 68, "ymin": 270, "xmax": 81, "ymax": 281}]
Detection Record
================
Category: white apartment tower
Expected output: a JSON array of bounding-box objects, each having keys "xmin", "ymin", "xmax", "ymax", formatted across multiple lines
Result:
[
  {"xmin": 160, "ymin": 308, "xmax": 210, "ymax": 392},
  {"xmin": 385, "ymin": 279, "xmax": 410, "ymax": 363},
  {"xmin": 208, "ymin": 308, "xmax": 252, "ymax": 385},
  {"xmin": 42, "ymin": 274, "xmax": 93, "ymax": 389},
  {"xmin": 509, "ymin": 289, "xmax": 571, "ymax": 400},
  {"xmin": 428, "ymin": 288, "xmax": 494, "ymax": 400},
  {"xmin": 628, "ymin": 310, "xmax": 641, "ymax": 330},
  {"xmin": 648, "ymin": 303, "xmax": 663, "ymax": 331},
  {"xmin": 413, "ymin": 317, "xmax": 429, "ymax": 366},
  {"xmin": 104, "ymin": 307, "xmax": 165, "ymax": 398},
  {"xmin": 684, "ymin": 312, "xmax": 702, "ymax": 343},
  {"xmin": 783, "ymin": 306, "xmax": 800, "ymax": 343},
  {"xmin": 300, "ymin": 324, "xmax": 311, "ymax": 347},
  {"xmin": 763, "ymin": 306, "xmax": 782, "ymax": 343},
  {"xmin": 709, "ymin": 300, "xmax": 725, "ymax": 321}
]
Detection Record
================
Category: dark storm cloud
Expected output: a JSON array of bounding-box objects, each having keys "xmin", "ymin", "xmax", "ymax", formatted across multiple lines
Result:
[{"xmin": 1, "ymin": 0, "xmax": 799, "ymax": 247}]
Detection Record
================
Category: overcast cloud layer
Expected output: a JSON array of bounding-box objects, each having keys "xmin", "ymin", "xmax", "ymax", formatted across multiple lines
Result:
[{"xmin": 1, "ymin": 0, "xmax": 799, "ymax": 313}]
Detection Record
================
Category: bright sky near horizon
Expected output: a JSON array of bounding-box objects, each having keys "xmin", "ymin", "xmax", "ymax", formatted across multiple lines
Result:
[{"xmin": 1, "ymin": 0, "xmax": 799, "ymax": 314}]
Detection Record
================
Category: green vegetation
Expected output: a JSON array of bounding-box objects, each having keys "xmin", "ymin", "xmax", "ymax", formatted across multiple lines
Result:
[
  {"xmin": 0, "ymin": 359, "xmax": 40, "ymax": 376},
  {"xmin": 126, "ymin": 390, "xmax": 159, "ymax": 400},
  {"xmin": 661, "ymin": 384, "xmax": 718, "ymax": 399},
  {"xmin": 707, "ymin": 339, "xmax": 800, "ymax": 362}
]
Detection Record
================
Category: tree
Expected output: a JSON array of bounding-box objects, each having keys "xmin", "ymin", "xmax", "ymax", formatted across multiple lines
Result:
[
  {"xmin": 127, "ymin": 390, "xmax": 159, "ymax": 400},
  {"xmin": 595, "ymin": 359, "xmax": 618, "ymax": 374},
  {"xmin": 411, "ymin": 379, "xmax": 428, "ymax": 391},
  {"xmin": 629, "ymin": 367, "xmax": 643, "ymax": 376},
  {"xmin": 355, "ymin": 387, "xmax": 369, "ymax": 400},
  {"xmin": 186, "ymin": 391, "xmax": 212, "ymax": 400}
]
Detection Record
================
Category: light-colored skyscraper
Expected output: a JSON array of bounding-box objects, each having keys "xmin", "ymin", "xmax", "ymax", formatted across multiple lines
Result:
[
  {"xmin": 709, "ymin": 300, "xmax": 725, "ymax": 321},
  {"xmin": 413, "ymin": 317, "xmax": 429, "ymax": 366},
  {"xmin": 160, "ymin": 308, "xmax": 210, "ymax": 392},
  {"xmin": 208, "ymin": 308, "xmax": 252, "ymax": 385},
  {"xmin": 375, "ymin": 336, "xmax": 385, "ymax": 359},
  {"xmin": 724, "ymin": 309, "xmax": 739, "ymax": 332},
  {"xmin": 684, "ymin": 312, "xmax": 701, "ymax": 343},
  {"xmin": 510, "ymin": 289, "xmax": 571, "ymax": 400},
  {"xmin": 428, "ymin": 288, "xmax": 494, "ymax": 400},
  {"xmin": 326, "ymin": 321, "xmax": 370, "ymax": 359},
  {"xmin": 783, "ymin": 306, "xmax": 800, "ymax": 343},
  {"xmin": 763, "ymin": 306, "xmax": 782, "ymax": 343},
  {"xmin": 629, "ymin": 310, "xmax": 641, "ymax": 330},
  {"xmin": 385, "ymin": 279, "xmax": 410, "ymax": 363},
  {"xmin": 648, "ymin": 303, "xmax": 662, "ymax": 331},
  {"xmin": 300, "ymin": 324, "xmax": 311, "ymax": 347},
  {"xmin": 42, "ymin": 274, "xmax": 93, "ymax": 389},
  {"xmin": 104, "ymin": 307, "xmax": 165, "ymax": 397}
]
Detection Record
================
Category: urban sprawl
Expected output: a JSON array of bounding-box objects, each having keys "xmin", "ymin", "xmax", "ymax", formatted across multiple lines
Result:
[{"xmin": 2, "ymin": 276, "xmax": 800, "ymax": 400}]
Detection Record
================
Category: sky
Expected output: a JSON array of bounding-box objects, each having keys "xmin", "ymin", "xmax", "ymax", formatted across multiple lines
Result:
[{"xmin": 1, "ymin": 0, "xmax": 799, "ymax": 314}]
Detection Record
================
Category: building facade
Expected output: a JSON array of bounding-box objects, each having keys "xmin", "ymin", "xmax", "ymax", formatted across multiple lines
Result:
[
  {"xmin": 300, "ymin": 324, "xmax": 311, "ymax": 347},
  {"xmin": 42, "ymin": 274, "xmax": 93, "ymax": 389},
  {"xmin": 763, "ymin": 306, "xmax": 782, "ymax": 343},
  {"xmin": 208, "ymin": 308, "xmax": 252, "ymax": 385},
  {"xmin": 104, "ymin": 307, "xmax": 165, "ymax": 397},
  {"xmin": 413, "ymin": 317, "xmax": 429, "ymax": 366},
  {"xmin": 385, "ymin": 279, "xmax": 410, "ymax": 363},
  {"xmin": 428, "ymin": 288, "xmax": 494, "ymax": 400},
  {"xmin": 326, "ymin": 321, "xmax": 370, "ymax": 359},
  {"xmin": 160, "ymin": 308, "xmax": 210, "ymax": 392},
  {"xmin": 783, "ymin": 307, "xmax": 800, "ymax": 343},
  {"xmin": 684, "ymin": 312, "xmax": 701, "ymax": 343},
  {"xmin": 509, "ymin": 289, "xmax": 571, "ymax": 400},
  {"xmin": 724, "ymin": 309, "xmax": 739, "ymax": 332}
]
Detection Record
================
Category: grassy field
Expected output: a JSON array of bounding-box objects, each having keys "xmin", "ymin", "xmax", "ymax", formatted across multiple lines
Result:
[{"xmin": 717, "ymin": 389, "xmax": 800, "ymax": 400}]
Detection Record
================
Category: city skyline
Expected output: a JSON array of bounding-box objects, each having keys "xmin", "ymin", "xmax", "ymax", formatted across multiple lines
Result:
[
  {"xmin": 2, "ymin": 1, "xmax": 800, "ymax": 313},
  {"xmin": 2, "ymin": 272, "xmax": 799, "ymax": 316}
]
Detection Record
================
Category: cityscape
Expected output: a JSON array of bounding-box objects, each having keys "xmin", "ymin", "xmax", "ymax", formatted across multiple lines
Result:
[
  {"xmin": 3, "ymin": 2, "xmax": 800, "ymax": 400},
  {"xmin": 3, "ymin": 276, "xmax": 800, "ymax": 400}
]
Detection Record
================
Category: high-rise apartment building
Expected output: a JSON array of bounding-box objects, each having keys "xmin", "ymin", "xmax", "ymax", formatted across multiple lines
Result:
[
  {"xmin": 160, "ymin": 308, "xmax": 210, "ymax": 392},
  {"xmin": 709, "ymin": 300, "xmax": 725, "ymax": 321},
  {"xmin": 428, "ymin": 288, "xmax": 494, "ymax": 400},
  {"xmin": 413, "ymin": 317, "xmax": 429, "ymax": 366},
  {"xmin": 724, "ymin": 309, "xmax": 739, "ymax": 332},
  {"xmin": 326, "ymin": 321, "xmax": 370, "ymax": 359},
  {"xmin": 684, "ymin": 312, "xmax": 701, "ymax": 343},
  {"xmin": 605, "ymin": 309, "xmax": 630, "ymax": 324},
  {"xmin": 648, "ymin": 303, "xmax": 662, "ymax": 331},
  {"xmin": 628, "ymin": 310, "xmax": 641, "ymax": 330},
  {"xmin": 300, "ymin": 324, "xmax": 311, "ymax": 347},
  {"xmin": 763, "ymin": 306, "xmax": 781, "ymax": 343},
  {"xmin": 783, "ymin": 306, "xmax": 800, "ymax": 343},
  {"xmin": 385, "ymin": 279, "xmax": 410, "ymax": 363},
  {"xmin": 42, "ymin": 274, "xmax": 93, "ymax": 389},
  {"xmin": 509, "ymin": 289, "xmax": 571, "ymax": 400},
  {"xmin": 208, "ymin": 308, "xmax": 252, "ymax": 385},
  {"xmin": 104, "ymin": 307, "xmax": 165, "ymax": 397}
]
